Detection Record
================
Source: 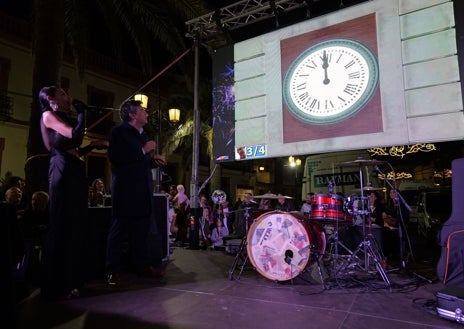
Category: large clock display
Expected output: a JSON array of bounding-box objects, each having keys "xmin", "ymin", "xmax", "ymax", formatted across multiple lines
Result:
[{"xmin": 283, "ymin": 38, "xmax": 379, "ymax": 125}]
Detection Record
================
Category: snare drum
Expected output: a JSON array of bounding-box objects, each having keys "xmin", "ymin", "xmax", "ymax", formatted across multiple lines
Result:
[
  {"xmin": 311, "ymin": 194, "xmax": 345, "ymax": 222},
  {"xmin": 246, "ymin": 211, "xmax": 326, "ymax": 282}
]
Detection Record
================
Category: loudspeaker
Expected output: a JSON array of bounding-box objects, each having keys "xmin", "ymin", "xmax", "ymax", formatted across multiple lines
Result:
[{"xmin": 152, "ymin": 193, "xmax": 170, "ymax": 261}]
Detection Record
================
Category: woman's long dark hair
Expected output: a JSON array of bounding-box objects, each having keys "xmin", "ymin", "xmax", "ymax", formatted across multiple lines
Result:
[{"xmin": 38, "ymin": 86, "xmax": 58, "ymax": 112}]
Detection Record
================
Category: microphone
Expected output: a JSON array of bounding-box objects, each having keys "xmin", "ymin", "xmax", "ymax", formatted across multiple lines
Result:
[
  {"xmin": 86, "ymin": 105, "xmax": 114, "ymax": 113},
  {"xmin": 72, "ymin": 99, "xmax": 114, "ymax": 114},
  {"xmin": 71, "ymin": 99, "xmax": 87, "ymax": 113}
]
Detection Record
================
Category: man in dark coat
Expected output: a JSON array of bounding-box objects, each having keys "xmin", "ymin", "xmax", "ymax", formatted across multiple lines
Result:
[{"xmin": 105, "ymin": 99, "xmax": 165, "ymax": 286}]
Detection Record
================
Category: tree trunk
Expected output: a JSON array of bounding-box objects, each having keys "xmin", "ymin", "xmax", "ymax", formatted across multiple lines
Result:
[{"xmin": 25, "ymin": 0, "xmax": 65, "ymax": 194}]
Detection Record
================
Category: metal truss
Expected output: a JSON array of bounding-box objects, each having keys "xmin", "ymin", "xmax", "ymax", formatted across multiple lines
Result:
[{"xmin": 186, "ymin": 0, "xmax": 307, "ymax": 42}]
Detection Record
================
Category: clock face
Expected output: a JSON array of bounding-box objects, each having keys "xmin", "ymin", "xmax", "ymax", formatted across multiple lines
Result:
[{"xmin": 283, "ymin": 38, "xmax": 379, "ymax": 125}]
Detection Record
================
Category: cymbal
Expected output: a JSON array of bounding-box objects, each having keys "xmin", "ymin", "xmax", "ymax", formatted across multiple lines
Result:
[
  {"xmin": 254, "ymin": 193, "xmax": 293, "ymax": 199},
  {"xmin": 336, "ymin": 158, "xmax": 385, "ymax": 167},
  {"xmin": 352, "ymin": 186, "xmax": 383, "ymax": 193},
  {"xmin": 253, "ymin": 193, "xmax": 277, "ymax": 199}
]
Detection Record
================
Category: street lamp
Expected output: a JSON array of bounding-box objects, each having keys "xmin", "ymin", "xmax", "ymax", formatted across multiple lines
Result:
[
  {"xmin": 134, "ymin": 93, "xmax": 149, "ymax": 108},
  {"xmin": 289, "ymin": 156, "xmax": 302, "ymax": 201},
  {"xmin": 168, "ymin": 107, "xmax": 180, "ymax": 123},
  {"xmin": 288, "ymin": 156, "xmax": 302, "ymax": 174}
]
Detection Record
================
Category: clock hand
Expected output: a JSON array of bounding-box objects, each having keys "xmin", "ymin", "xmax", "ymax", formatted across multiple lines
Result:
[{"xmin": 321, "ymin": 50, "xmax": 330, "ymax": 85}]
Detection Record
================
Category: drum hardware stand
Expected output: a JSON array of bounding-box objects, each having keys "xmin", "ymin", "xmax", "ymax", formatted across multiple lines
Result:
[
  {"xmin": 228, "ymin": 236, "xmax": 250, "ymax": 280},
  {"xmin": 324, "ymin": 199, "xmax": 356, "ymax": 280},
  {"xmin": 345, "ymin": 211, "xmax": 391, "ymax": 287},
  {"xmin": 228, "ymin": 207, "xmax": 253, "ymax": 281},
  {"xmin": 325, "ymin": 221, "xmax": 361, "ymax": 282},
  {"xmin": 335, "ymin": 161, "xmax": 391, "ymax": 288},
  {"xmin": 307, "ymin": 247, "xmax": 327, "ymax": 289}
]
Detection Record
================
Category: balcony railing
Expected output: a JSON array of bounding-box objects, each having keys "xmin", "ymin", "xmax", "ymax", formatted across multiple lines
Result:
[{"xmin": 0, "ymin": 91, "xmax": 14, "ymax": 118}]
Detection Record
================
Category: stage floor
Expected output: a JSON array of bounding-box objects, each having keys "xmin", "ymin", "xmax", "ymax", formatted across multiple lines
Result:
[{"xmin": 16, "ymin": 235, "xmax": 463, "ymax": 329}]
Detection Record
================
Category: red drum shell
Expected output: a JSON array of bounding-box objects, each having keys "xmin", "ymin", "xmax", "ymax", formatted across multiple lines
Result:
[
  {"xmin": 311, "ymin": 194, "xmax": 345, "ymax": 222},
  {"xmin": 246, "ymin": 211, "xmax": 326, "ymax": 282}
]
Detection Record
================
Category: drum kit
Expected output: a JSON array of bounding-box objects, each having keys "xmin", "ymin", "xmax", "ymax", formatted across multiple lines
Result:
[{"xmin": 228, "ymin": 158, "xmax": 392, "ymax": 288}]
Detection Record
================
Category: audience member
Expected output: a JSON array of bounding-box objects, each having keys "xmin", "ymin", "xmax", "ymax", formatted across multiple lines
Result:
[
  {"xmin": 300, "ymin": 192, "xmax": 313, "ymax": 215},
  {"xmin": 89, "ymin": 178, "xmax": 106, "ymax": 207},
  {"xmin": 19, "ymin": 191, "xmax": 50, "ymax": 242},
  {"xmin": 211, "ymin": 217, "xmax": 229, "ymax": 249},
  {"xmin": 105, "ymin": 99, "xmax": 166, "ymax": 287},
  {"xmin": 0, "ymin": 175, "xmax": 25, "ymax": 202},
  {"xmin": 198, "ymin": 207, "xmax": 212, "ymax": 249},
  {"xmin": 18, "ymin": 191, "xmax": 50, "ymax": 286},
  {"xmin": 173, "ymin": 184, "xmax": 190, "ymax": 209},
  {"xmin": 5, "ymin": 187, "xmax": 24, "ymax": 217},
  {"xmin": 199, "ymin": 194, "xmax": 213, "ymax": 226},
  {"xmin": 235, "ymin": 192, "xmax": 258, "ymax": 237},
  {"xmin": 167, "ymin": 185, "xmax": 177, "ymax": 240},
  {"xmin": 220, "ymin": 199, "xmax": 235, "ymax": 234},
  {"xmin": 259, "ymin": 198, "xmax": 273, "ymax": 210},
  {"xmin": 234, "ymin": 198, "xmax": 242, "ymax": 209},
  {"xmin": 171, "ymin": 201, "xmax": 190, "ymax": 245},
  {"xmin": 1, "ymin": 199, "xmax": 26, "ymax": 328},
  {"xmin": 168, "ymin": 185, "xmax": 177, "ymax": 208},
  {"xmin": 275, "ymin": 193, "xmax": 295, "ymax": 212}
]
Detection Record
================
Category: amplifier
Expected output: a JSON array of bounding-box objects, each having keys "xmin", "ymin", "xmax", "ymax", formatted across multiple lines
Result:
[
  {"xmin": 152, "ymin": 193, "xmax": 170, "ymax": 261},
  {"xmin": 436, "ymin": 286, "xmax": 464, "ymax": 324}
]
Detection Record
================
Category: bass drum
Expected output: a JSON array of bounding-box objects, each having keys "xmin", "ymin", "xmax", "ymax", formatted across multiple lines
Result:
[{"xmin": 246, "ymin": 211, "xmax": 326, "ymax": 282}]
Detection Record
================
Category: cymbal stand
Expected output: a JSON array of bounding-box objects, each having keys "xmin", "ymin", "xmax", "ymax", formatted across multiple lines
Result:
[
  {"xmin": 316, "ymin": 252, "xmax": 326, "ymax": 289},
  {"xmin": 337, "ymin": 165, "xmax": 391, "ymax": 288},
  {"xmin": 324, "ymin": 192, "xmax": 358, "ymax": 280},
  {"xmin": 228, "ymin": 207, "xmax": 252, "ymax": 280}
]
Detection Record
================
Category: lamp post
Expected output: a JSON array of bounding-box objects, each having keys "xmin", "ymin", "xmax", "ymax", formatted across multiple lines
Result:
[
  {"xmin": 155, "ymin": 104, "xmax": 181, "ymax": 193},
  {"xmin": 133, "ymin": 93, "xmax": 180, "ymax": 193}
]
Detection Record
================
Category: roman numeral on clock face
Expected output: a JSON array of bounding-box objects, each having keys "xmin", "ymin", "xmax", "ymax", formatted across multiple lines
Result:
[{"xmin": 344, "ymin": 83, "xmax": 359, "ymax": 95}]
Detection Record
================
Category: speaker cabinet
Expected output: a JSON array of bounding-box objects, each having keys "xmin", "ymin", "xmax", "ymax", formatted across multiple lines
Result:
[{"xmin": 153, "ymin": 193, "xmax": 170, "ymax": 261}]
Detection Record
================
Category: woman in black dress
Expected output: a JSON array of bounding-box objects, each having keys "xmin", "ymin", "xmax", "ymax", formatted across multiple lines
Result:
[{"xmin": 39, "ymin": 86, "xmax": 90, "ymax": 300}]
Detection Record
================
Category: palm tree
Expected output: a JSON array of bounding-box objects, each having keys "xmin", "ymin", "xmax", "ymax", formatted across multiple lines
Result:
[{"xmin": 25, "ymin": 0, "xmax": 211, "ymax": 193}]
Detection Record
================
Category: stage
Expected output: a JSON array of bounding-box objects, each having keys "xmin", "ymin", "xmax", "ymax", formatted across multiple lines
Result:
[{"xmin": 16, "ymin": 239, "xmax": 462, "ymax": 329}]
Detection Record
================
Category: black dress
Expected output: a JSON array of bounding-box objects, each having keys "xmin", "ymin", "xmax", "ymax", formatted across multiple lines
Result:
[{"xmin": 40, "ymin": 112, "xmax": 89, "ymax": 299}]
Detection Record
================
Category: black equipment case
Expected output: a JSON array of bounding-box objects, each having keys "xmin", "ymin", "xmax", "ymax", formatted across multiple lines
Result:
[
  {"xmin": 437, "ymin": 286, "xmax": 464, "ymax": 324},
  {"xmin": 437, "ymin": 159, "xmax": 464, "ymax": 287}
]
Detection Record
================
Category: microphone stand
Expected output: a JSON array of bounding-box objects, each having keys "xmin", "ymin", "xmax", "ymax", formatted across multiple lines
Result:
[{"xmin": 374, "ymin": 165, "xmax": 432, "ymax": 284}]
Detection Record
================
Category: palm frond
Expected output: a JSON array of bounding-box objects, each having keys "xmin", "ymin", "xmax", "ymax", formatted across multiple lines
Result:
[
  {"xmin": 162, "ymin": 120, "xmax": 212, "ymax": 157},
  {"xmin": 64, "ymin": 0, "xmax": 89, "ymax": 80},
  {"xmin": 166, "ymin": 0, "xmax": 213, "ymax": 19}
]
